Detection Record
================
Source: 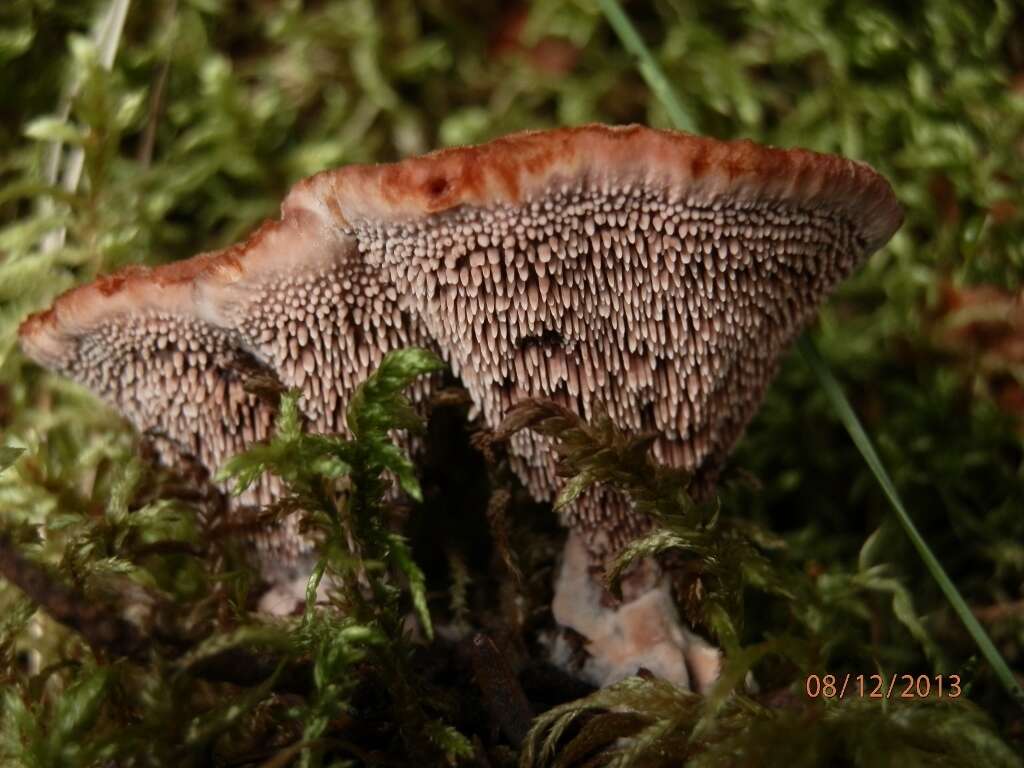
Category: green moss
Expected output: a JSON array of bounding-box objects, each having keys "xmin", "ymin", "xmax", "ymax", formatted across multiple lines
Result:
[{"xmin": 0, "ymin": 1, "xmax": 1022, "ymax": 764}]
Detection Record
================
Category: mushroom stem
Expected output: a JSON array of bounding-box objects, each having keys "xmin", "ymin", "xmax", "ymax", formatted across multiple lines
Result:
[{"xmin": 551, "ymin": 531, "xmax": 720, "ymax": 690}]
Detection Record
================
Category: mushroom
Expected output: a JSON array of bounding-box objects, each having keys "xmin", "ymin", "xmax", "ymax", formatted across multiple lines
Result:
[
  {"xmin": 19, "ymin": 124, "xmax": 902, "ymax": 687},
  {"xmin": 293, "ymin": 124, "xmax": 902, "ymax": 685}
]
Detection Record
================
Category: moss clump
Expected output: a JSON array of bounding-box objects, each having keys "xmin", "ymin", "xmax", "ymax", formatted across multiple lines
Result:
[{"xmin": 1, "ymin": 1, "xmax": 1022, "ymax": 765}]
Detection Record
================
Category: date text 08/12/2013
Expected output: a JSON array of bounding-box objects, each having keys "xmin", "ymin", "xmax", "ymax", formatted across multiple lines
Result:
[{"xmin": 804, "ymin": 674, "xmax": 962, "ymax": 700}]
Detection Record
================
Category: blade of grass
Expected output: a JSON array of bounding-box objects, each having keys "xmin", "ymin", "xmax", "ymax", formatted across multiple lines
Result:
[
  {"xmin": 41, "ymin": 0, "xmax": 132, "ymax": 253},
  {"xmin": 59, "ymin": 0, "xmax": 132, "ymax": 197},
  {"xmin": 595, "ymin": 0, "xmax": 696, "ymax": 134},
  {"xmin": 798, "ymin": 337, "xmax": 1023, "ymax": 705},
  {"xmin": 595, "ymin": 0, "xmax": 1024, "ymax": 707}
]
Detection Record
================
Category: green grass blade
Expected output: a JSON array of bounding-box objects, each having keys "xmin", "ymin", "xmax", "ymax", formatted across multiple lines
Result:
[
  {"xmin": 798, "ymin": 337, "xmax": 1023, "ymax": 705},
  {"xmin": 594, "ymin": 0, "xmax": 696, "ymax": 133},
  {"xmin": 595, "ymin": 0, "xmax": 1024, "ymax": 707}
]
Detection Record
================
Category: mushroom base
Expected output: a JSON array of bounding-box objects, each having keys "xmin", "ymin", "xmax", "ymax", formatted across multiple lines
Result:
[
  {"xmin": 550, "ymin": 531, "xmax": 721, "ymax": 691},
  {"xmin": 258, "ymin": 571, "xmax": 312, "ymax": 616}
]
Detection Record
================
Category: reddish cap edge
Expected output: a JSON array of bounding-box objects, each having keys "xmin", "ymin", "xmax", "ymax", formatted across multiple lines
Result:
[{"xmin": 18, "ymin": 124, "xmax": 903, "ymax": 366}]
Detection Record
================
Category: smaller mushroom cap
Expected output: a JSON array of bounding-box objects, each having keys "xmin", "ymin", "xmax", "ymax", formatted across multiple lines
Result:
[{"xmin": 19, "ymin": 204, "xmax": 432, "ymax": 557}]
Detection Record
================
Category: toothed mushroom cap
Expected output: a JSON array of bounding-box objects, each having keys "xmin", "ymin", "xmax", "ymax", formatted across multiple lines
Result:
[
  {"xmin": 20, "ymin": 124, "xmax": 903, "ymax": 563},
  {"xmin": 19, "ymin": 207, "xmax": 432, "ymax": 557},
  {"xmin": 298, "ymin": 123, "xmax": 903, "ymax": 556}
]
